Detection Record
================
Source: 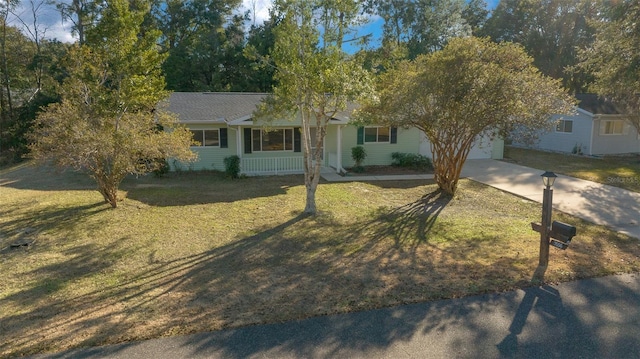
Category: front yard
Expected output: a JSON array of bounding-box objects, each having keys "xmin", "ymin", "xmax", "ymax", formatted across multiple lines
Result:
[{"xmin": 1, "ymin": 163, "xmax": 639, "ymax": 357}]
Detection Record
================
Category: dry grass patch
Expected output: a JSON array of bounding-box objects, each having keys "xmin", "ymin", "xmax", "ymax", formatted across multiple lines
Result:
[
  {"xmin": 1, "ymin": 163, "xmax": 639, "ymax": 357},
  {"xmin": 504, "ymin": 146, "xmax": 640, "ymax": 192}
]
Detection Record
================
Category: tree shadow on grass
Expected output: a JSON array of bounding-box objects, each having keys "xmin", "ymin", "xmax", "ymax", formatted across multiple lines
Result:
[
  {"xmin": 123, "ymin": 173, "xmax": 301, "ymax": 206},
  {"xmin": 0, "ymin": 202, "xmax": 108, "ymax": 251},
  {"xmin": 8, "ymin": 184, "xmax": 638, "ymax": 358},
  {"xmin": 2, "ymin": 190, "xmax": 463, "ymax": 358},
  {"xmin": 0, "ymin": 163, "xmax": 96, "ymax": 191},
  {"xmin": 369, "ymin": 189, "xmax": 452, "ymax": 246},
  {"xmin": 569, "ymin": 182, "xmax": 640, "ymax": 239},
  {"xmin": 358, "ymin": 178, "xmax": 436, "ymax": 189},
  {"xmin": 0, "ymin": 162, "xmax": 297, "ymax": 206}
]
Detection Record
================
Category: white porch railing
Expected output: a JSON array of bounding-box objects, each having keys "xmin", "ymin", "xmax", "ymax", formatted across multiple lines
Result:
[{"xmin": 241, "ymin": 157, "xmax": 304, "ymax": 175}]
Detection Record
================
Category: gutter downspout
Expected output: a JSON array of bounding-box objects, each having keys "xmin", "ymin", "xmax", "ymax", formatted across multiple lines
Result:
[
  {"xmin": 337, "ymin": 125, "xmax": 344, "ymax": 173},
  {"xmin": 589, "ymin": 115, "xmax": 596, "ymax": 156},
  {"xmin": 224, "ymin": 119, "xmax": 244, "ymax": 174}
]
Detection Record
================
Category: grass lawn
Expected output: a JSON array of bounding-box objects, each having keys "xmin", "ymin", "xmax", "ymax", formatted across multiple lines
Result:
[
  {"xmin": 1, "ymin": 163, "xmax": 639, "ymax": 357},
  {"xmin": 503, "ymin": 146, "xmax": 640, "ymax": 193}
]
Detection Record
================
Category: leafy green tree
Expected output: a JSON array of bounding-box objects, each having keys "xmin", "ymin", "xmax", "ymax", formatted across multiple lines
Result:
[
  {"xmin": 29, "ymin": 0, "xmax": 195, "ymax": 208},
  {"xmin": 578, "ymin": 0, "xmax": 640, "ymax": 134},
  {"xmin": 462, "ymin": 0, "xmax": 489, "ymax": 35},
  {"xmin": 0, "ymin": 23, "xmax": 38, "ymax": 158},
  {"xmin": 256, "ymin": 0, "xmax": 372, "ymax": 214},
  {"xmin": 358, "ymin": 37, "xmax": 574, "ymax": 195},
  {"xmin": 149, "ymin": 0, "xmax": 244, "ymax": 91},
  {"xmin": 367, "ymin": 0, "xmax": 473, "ymax": 58},
  {"xmin": 482, "ymin": 0, "xmax": 596, "ymax": 92},
  {"xmin": 0, "ymin": 0, "xmax": 21, "ymax": 153},
  {"xmin": 244, "ymin": 15, "xmax": 279, "ymax": 92},
  {"xmin": 53, "ymin": 0, "xmax": 104, "ymax": 44}
]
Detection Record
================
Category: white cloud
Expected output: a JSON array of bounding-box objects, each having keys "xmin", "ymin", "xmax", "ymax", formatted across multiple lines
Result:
[
  {"xmin": 9, "ymin": 0, "xmax": 76, "ymax": 43},
  {"xmin": 42, "ymin": 21, "xmax": 76, "ymax": 43},
  {"xmin": 240, "ymin": 0, "xmax": 273, "ymax": 25}
]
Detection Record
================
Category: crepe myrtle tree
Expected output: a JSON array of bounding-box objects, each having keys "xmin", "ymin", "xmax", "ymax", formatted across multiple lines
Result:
[
  {"xmin": 29, "ymin": 0, "xmax": 195, "ymax": 208},
  {"xmin": 357, "ymin": 37, "xmax": 574, "ymax": 195}
]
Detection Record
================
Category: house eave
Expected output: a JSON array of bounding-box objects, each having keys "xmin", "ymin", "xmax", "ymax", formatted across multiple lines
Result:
[
  {"xmin": 576, "ymin": 107, "xmax": 593, "ymax": 117},
  {"xmin": 228, "ymin": 115, "xmax": 253, "ymax": 126}
]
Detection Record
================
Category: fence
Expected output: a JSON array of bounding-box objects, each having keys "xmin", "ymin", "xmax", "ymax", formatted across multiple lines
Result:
[{"xmin": 241, "ymin": 157, "xmax": 305, "ymax": 175}]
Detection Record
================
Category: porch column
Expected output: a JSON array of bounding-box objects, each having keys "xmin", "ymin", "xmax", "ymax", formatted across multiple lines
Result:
[
  {"xmin": 236, "ymin": 126, "xmax": 243, "ymax": 160},
  {"xmin": 336, "ymin": 125, "xmax": 343, "ymax": 173},
  {"xmin": 236, "ymin": 126, "xmax": 243, "ymax": 176}
]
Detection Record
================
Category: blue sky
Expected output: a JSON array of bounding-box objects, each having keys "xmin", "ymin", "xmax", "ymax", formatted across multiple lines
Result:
[
  {"xmin": 9, "ymin": 0, "xmax": 501, "ymax": 45},
  {"xmin": 345, "ymin": 0, "xmax": 500, "ymax": 52},
  {"xmin": 242, "ymin": 0, "xmax": 501, "ymax": 52}
]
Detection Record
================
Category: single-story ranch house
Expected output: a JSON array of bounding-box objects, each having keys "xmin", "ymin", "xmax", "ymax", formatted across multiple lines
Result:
[
  {"xmin": 166, "ymin": 92, "xmax": 504, "ymax": 175},
  {"xmin": 518, "ymin": 94, "xmax": 640, "ymax": 156}
]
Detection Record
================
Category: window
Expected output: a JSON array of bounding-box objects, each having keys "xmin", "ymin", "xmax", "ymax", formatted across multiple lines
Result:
[
  {"xmin": 601, "ymin": 120, "xmax": 624, "ymax": 135},
  {"xmin": 191, "ymin": 129, "xmax": 220, "ymax": 147},
  {"xmin": 364, "ymin": 126, "xmax": 391, "ymax": 143},
  {"xmin": 357, "ymin": 126, "xmax": 397, "ymax": 145},
  {"xmin": 555, "ymin": 120, "xmax": 573, "ymax": 133},
  {"xmin": 252, "ymin": 128, "xmax": 294, "ymax": 151}
]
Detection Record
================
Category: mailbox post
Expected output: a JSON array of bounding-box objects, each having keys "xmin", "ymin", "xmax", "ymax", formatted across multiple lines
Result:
[
  {"xmin": 535, "ymin": 171, "xmax": 556, "ymax": 267},
  {"xmin": 530, "ymin": 172, "xmax": 577, "ymax": 275}
]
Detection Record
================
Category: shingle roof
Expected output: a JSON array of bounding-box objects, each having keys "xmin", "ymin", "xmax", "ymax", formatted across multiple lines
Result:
[
  {"xmin": 166, "ymin": 92, "xmax": 358, "ymax": 124},
  {"xmin": 576, "ymin": 94, "xmax": 624, "ymax": 115},
  {"xmin": 166, "ymin": 92, "xmax": 267, "ymax": 123}
]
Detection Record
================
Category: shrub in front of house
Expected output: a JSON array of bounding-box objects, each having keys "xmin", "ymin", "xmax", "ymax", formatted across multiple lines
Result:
[
  {"xmin": 351, "ymin": 146, "xmax": 367, "ymax": 172},
  {"xmin": 391, "ymin": 152, "xmax": 433, "ymax": 170},
  {"xmin": 152, "ymin": 158, "xmax": 170, "ymax": 177},
  {"xmin": 224, "ymin": 155, "xmax": 241, "ymax": 179}
]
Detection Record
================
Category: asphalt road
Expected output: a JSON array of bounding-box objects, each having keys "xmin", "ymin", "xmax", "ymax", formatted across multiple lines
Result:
[{"xmin": 32, "ymin": 272, "xmax": 640, "ymax": 359}]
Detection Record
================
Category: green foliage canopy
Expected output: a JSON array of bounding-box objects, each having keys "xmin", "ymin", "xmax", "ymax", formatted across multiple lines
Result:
[
  {"xmin": 358, "ymin": 37, "xmax": 574, "ymax": 195},
  {"xmin": 481, "ymin": 0, "xmax": 596, "ymax": 93},
  {"xmin": 578, "ymin": 0, "xmax": 640, "ymax": 134},
  {"xmin": 256, "ymin": 0, "xmax": 372, "ymax": 214},
  {"xmin": 29, "ymin": 0, "xmax": 195, "ymax": 208}
]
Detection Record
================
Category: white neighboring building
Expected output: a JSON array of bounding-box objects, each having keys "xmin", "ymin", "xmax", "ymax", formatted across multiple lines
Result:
[{"xmin": 518, "ymin": 94, "xmax": 640, "ymax": 156}]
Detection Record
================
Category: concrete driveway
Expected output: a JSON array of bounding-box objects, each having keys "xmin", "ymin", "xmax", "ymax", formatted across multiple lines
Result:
[{"xmin": 462, "ymin": 159, "xmax": 640, "ymax": 240}]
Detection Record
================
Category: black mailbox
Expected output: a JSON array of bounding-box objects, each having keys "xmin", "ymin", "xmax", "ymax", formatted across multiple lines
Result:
[{"xmin": 550, "ymin": 221, "xmax": 576, "ymax": 244}]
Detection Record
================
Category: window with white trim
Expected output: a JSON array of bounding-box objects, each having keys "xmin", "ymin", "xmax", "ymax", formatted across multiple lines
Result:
[
  {"xmin": 190, "ymin": 129, "xmax": 220, "ymax": 147},
  {"xmin": 364, "ymin": 126, "xmax": 390, "ymax": 143},
  {"xmin": 601, "ymin": 120, "xmax": 624, "ymax": 135},
  {"xmin": 555, "ymin": 120, "xmax": 573, "ymax": 133},
  {"xmin": 252, "ymin": 128, "xmax": 294, "ymax": 151}
]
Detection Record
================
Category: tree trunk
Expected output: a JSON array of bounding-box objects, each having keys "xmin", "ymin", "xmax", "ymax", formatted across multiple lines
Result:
[
  {"xmin": 431, "ymin": 138, "xmax": 473, "ymax": 195},
  {"xmin": 0, "ymin": 9, "xmax": 13, "ymax": 153},
  {"xmin": 95, "ymin": 172, "xmax": 120, "ymax": 208},
  {"xmin": 303, "ymin": 182, "xmax": 317, "ymax": 214},
  {"xmin": 98, "ymin": 183, "xmax": 118, "ymax": 208},
  {"xmin": 302, "ymin": 142, "xmax": 323, "ymax": 214},
  {"xmin": 434, "ymin": 159, "xmax": 462, "ymax": 195}
]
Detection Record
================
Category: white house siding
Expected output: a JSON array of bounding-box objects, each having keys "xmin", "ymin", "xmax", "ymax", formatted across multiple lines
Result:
[
  {"xmin": 591, "ymin": 118, "xmax": 640, "ymax": 155},
  {"xmin": 527, "ymin": 113, "xmax": 593, "ymax": 154},
  {"xmin": 491, "ymin": 138, "xmax": 504, "ymax": 159},
  {"xmin": 340, "ymin": 126, "xmax": 421, "ymax": 167},
  {"xmin": 325, "ymin": 125, "xmax": 339, "ymax": 168},
  {"xmin": 419, "ymin": 133, "xmax": 502, "ymax": 160},
  {"xmin": 177, "ymin": 124, "xmax": 237, "ymax": 171}
]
